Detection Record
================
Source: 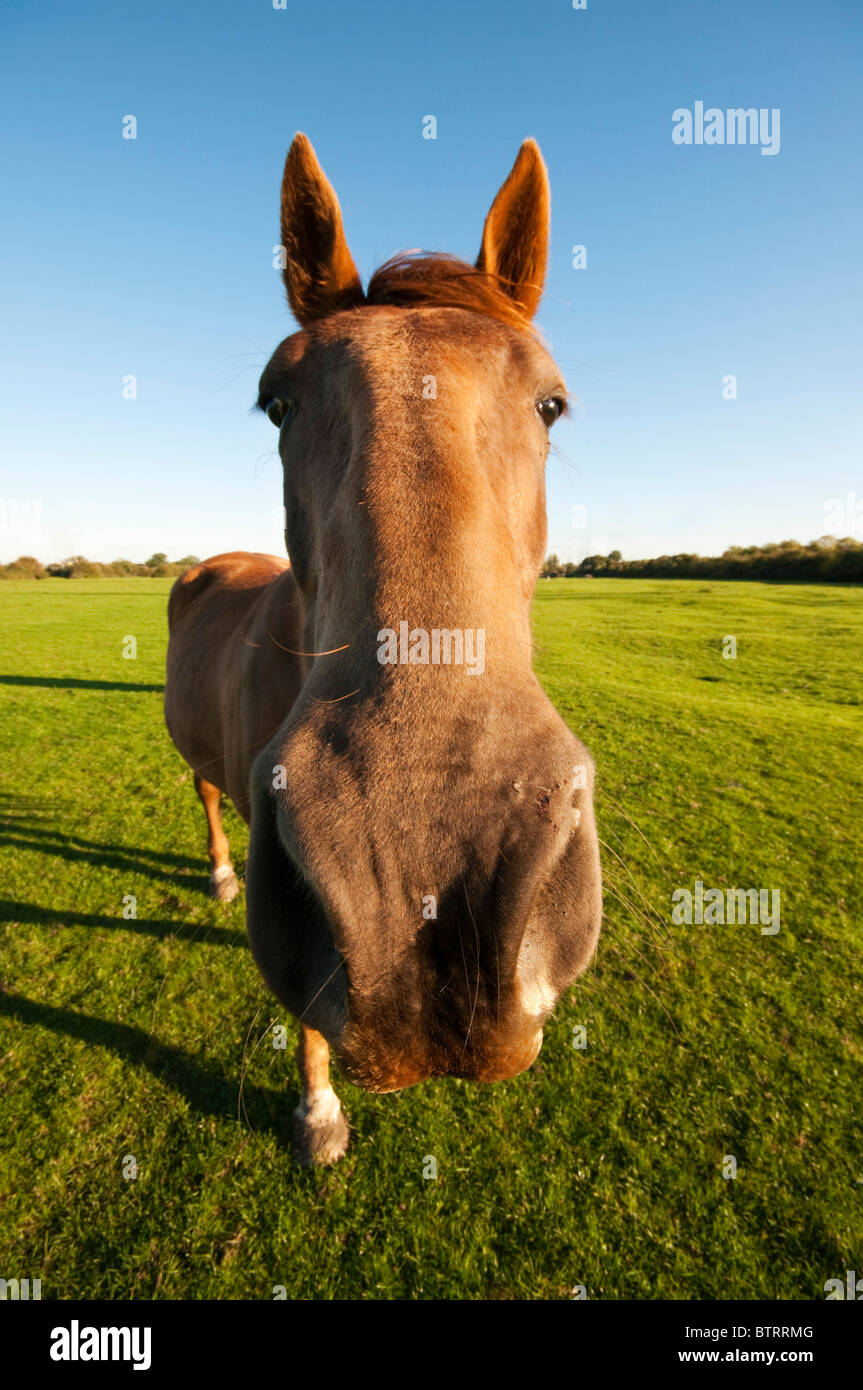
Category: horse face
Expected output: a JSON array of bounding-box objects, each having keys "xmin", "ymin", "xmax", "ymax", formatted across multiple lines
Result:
[{"xmin": 246, "ymin": 136, "xmax": 601, "ymax": 1092}]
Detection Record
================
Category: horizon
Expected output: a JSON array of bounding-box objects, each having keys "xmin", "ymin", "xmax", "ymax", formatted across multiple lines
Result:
[
  {"xmin": 2, "ymin": 0, "xmax": 861, "ymax": 566},
  {"xmin": 4, "ymin": 530, "xmax": 861, "ymax": 574}
]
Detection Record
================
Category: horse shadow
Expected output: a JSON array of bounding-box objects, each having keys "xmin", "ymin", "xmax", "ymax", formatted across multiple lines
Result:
[
  {"xmin": 0, "ymin": 674, "xmax": 165, "ymax": 693},
  {"xmin": 0, "ymin": 796, "xmax": 245, "ymax": 946},
  {"xmin": 0, "ymin": 990, "xmax": 297, "ymax": 1147},
  {"xmin": 0, "ymin": 897, "xmax": 247, "ymax": 948},
  {"xmin": 0, "ymin": 793, "xmax": 223, "ymax": 898},
  {"xmin": 0, "ymin": 803, "xmax": 287, "ymax": 1149}
]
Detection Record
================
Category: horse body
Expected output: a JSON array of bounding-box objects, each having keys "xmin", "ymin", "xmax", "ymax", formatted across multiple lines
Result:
[
  {"xmin": 165, "ymin": 135, "xmax": 602, "ymax": 1164},
  {"xmin": 166, "ymin": 552, "xmax": 302, "ymax": 812}
]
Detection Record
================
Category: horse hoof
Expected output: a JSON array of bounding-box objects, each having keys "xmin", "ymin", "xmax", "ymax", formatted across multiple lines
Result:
[
  {"xmin": 210, "ymin": 865, "xmax": 240, "ymax": 903},
  {"xmin": 292, "ymin": 1092, "xmax": 350, "ymax": 1166}
]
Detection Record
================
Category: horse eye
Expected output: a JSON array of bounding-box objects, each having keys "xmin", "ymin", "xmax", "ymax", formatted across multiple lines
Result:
[
  {"xmin": 264, "ymin": 398, "xmax": 294, "ymax": 428},
  {"xmin": 537, "ymin": 397, "xmax": 565, "ymax": 427}
]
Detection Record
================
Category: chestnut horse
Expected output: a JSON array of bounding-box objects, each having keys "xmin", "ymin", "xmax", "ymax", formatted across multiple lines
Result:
[{"xmin": 165, "ymin": 134, "xmax": 602, "ymax": 1164}]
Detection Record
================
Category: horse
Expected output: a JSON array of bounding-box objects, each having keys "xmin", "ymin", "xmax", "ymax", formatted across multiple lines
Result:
[{"xmin": 164, "ymin": 134, "xmax": 602, "ymax": 1164}]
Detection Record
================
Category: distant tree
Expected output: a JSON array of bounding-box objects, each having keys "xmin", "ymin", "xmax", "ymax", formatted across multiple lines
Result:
[
  {"xmin": 145, "ymin": 552, "xmax": 168, "ymax": 568},
  {"xmin": 579, "ymin": 554, "xmax": 606, "ymax": 574},
  {"xmin": 1, "ymin": 555, "xmax": 47, "ymax": 579},
  {"xmin": 607, "ymin": 549, "xmax": 622, "ymax": 562}
]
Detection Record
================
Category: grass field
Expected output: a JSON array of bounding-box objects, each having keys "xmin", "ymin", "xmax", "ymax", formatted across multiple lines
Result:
[{"xmin": 1, "ymin": 576, "xmax": 860, "ymax": 1300}]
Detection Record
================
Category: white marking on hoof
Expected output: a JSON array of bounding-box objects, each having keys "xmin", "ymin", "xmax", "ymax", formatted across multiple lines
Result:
[
  {"xmin": 210, "ymin": 864, "xmax": 240, "ymax": 903},
  {"xmin": 293, "ymin": 1087, "xmax": 350, "ymax": 1166}
]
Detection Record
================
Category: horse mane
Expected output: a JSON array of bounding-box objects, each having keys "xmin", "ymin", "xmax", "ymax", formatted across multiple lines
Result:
[{"xmin": 364, "ymin": 251, "xmax": 538, "ymax": 334}]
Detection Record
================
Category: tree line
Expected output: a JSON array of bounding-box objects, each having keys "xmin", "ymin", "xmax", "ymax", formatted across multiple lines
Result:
[
  {"xmin": 540, "ymin": 536, "xmax": 863, "ymax": 583},
  {"xmin": 0, "ymin": 553, "xmax": 200, "ymax": 580},
  {"xmin": 2, "ymin": 536, "xmax": 862, "ymax": 583}
]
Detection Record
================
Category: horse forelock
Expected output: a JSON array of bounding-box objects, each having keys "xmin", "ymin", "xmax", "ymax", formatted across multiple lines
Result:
[{"xmin": 363, "ymin": 252, "xmax": 540, "ymax": 336}]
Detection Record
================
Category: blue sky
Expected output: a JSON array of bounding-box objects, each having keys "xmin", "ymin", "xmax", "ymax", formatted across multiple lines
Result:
[{"xmin": 2, "ymin": 0, "xmax": 861, "ymax": 565}]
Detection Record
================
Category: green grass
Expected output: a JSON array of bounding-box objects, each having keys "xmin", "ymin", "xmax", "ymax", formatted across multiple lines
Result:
[{"xmin": 1, "ymin": 576, "xmax": 860, "ymax": 1300}]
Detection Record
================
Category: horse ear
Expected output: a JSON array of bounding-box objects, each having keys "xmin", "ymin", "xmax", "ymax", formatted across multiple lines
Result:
[
  {"xmin": 279, "ymin": 133, "xmax": 364, "ymax": 325},
  {"xmin": 476, "ymin": 139, "xmax": 550, "ymax": 319}
]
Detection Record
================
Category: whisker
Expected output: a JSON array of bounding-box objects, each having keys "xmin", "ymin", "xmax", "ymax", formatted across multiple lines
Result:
[
  {"xmin": 309, "ymin": 688, "xmax": 360, "ymax": 705},
  {"xmin": 598, "ymin": 839, "xmax": 668, "ymax": 930},
  {"xmin": 597, "ymin": 786, "xmax": 670, "ymax": 875},
  {"xmin": 267, "ymin": 632, "xmax": 350, "ymax": 657},
  {"xmin": 237, "ymin": 1007, "xmax": 267, "ymax": 1133},
  {"xmin": 460, "ymin": 880, "xmax": 482, "ymax": 1056},
  {"xmin": 298, "ymin": 959, "xmax": 347, "ymax": 1023}
]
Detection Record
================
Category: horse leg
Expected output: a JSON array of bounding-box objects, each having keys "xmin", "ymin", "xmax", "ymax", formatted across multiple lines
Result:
[
  {"xmin": 194, "ymin": 772, "xmax": 240, "ymax": 902},
  {"xmin": 293, "ymin": 1024, "xmax": 349, "ymax": 1165}
]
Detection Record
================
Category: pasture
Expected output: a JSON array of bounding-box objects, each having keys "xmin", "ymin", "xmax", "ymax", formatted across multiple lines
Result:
[{"xmin": 1, "ymin": 576, "xmax": 860, "ymax": 1300}]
